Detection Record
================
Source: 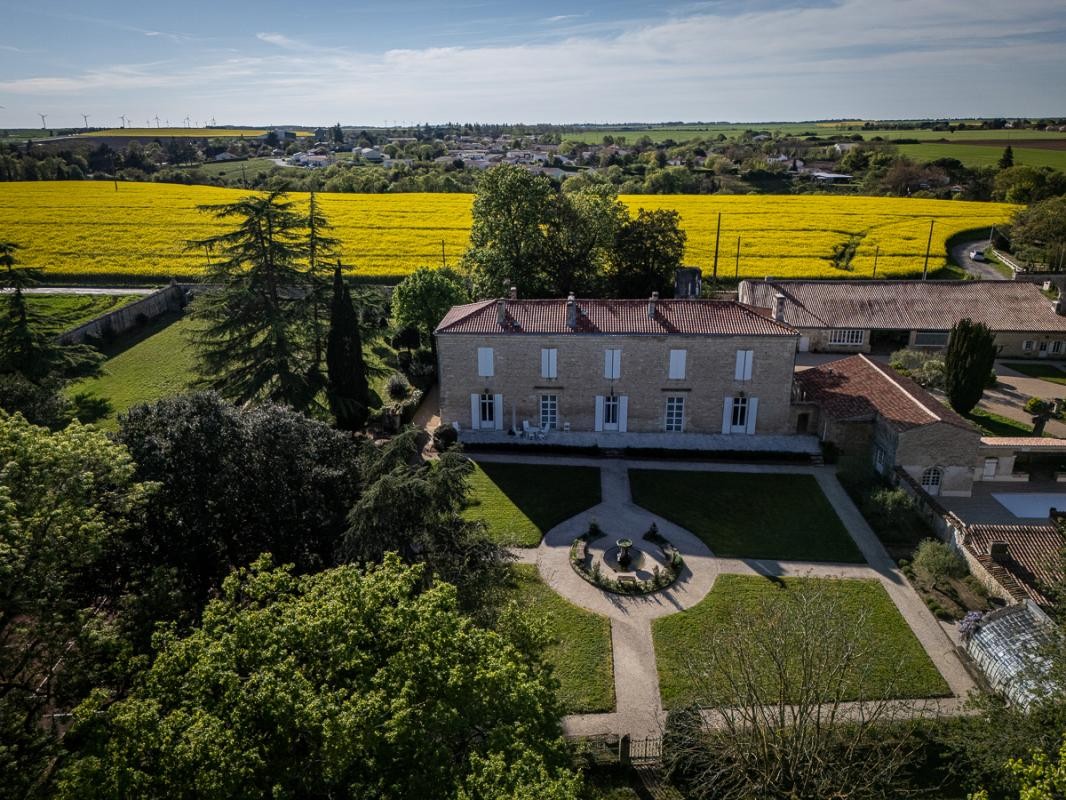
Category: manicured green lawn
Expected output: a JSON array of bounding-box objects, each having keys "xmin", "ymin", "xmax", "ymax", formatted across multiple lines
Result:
[
  {"xmin": 506, "ymin": 565, "xmax": 614, "ymax": 714},
  {"xmin": 965, "ymin": 408, "xmax": 1034, "ymax": 437},
  {"xmin": 628, "ymin": 470, "xmax": 862, "ymax": 562},
  {"xmin": 653, "ymin": 575, "xmax": 949, "ymax": 709},
  {"xmin": 1003, "ymin": 361, "xmax": 1066, "ymax": 386},
  {"xmin": 70, "ymin": 315, "xmax": 199, "ymax": 428},
  {"xmin": 464, "ymin": 461, "xmax": 601, "ymax": 547},
  {"xmin": 27, "ymin": 294, "xmax": 139, "ymax": 330}
]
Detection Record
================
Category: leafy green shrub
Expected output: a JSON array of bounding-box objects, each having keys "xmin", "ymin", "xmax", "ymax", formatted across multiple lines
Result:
[
  {"xmin": 890, "ymin": 348, "xmax": 945, "ymax": 388},
  {"xmin": 386, "ymin": 372, "xmax": 411, "ymax": 401},
  {"xmin": 913, "ymin": 538, "xmax": 967, "ymax": 585},
  {"xmin": 863, "ymin": 487, "xmax": 918, "ymax": 530},
  {"xmin": 432, "ymin": 423, "xmax": 458, "ymax": 451}
]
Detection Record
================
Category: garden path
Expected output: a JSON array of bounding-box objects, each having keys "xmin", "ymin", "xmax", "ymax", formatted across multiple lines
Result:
[{"xmin": 484, "ymin": 453, "xmax": 977, "ymax": 739}]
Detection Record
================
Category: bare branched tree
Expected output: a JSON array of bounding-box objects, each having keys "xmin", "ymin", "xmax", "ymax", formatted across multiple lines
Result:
[{"xmin": 662, "ymin": 579, "xmax": 938, "ymax": 800}]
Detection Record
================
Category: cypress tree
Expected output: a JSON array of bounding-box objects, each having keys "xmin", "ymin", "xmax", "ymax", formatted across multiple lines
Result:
[
  {"xmin": 944, "ymin": 318, "xmax": 998, "ymax": 415},
  {"xmin": 998, "ymin": 145, "xmax": 1014, "ymax": 169},
  {"xmin": 326, "ymin": 265, "xmax": 369, "ymax": 430}
]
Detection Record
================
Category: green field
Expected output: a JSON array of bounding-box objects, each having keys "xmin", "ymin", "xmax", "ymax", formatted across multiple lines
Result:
[
  {"xmin": 628, "ymin": 470, "xmax": 862, "ymax": 562},
  {"xmin": 193, "ymin": 157, "xmax": 291, "ymax": 179},
  {"xmin": 26, "ymin": 294, "xmax": 138, "ymax": 329},
  {"xmin": 505, "ymin": 565, "xmax": 614, "ymax": 713},
  {"xmin": 652, "ymin": 575, "xmax": 949, "ymax": 709},
  {"xmin": 71, "ymin": 315, "xmax": 199, "ymax": 427},
  {"xmin": 898, "ymin": 143, "xmax": 1066, "ymax": 171},
  {"xmin": 464, "ymin": 461, "xmax": 602, "ymax": 546}
]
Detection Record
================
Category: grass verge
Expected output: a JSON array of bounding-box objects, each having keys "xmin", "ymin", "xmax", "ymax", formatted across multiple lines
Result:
[
  {"xmin": 27, "ymin": 294, "xmax": 139, "ymax": 330},
  {"xmin": 628, "ymin": 470, "xmax": 862, "ymax": 562},
  {"xmin": 1002, "ymin": 361, "xmax": 1066, "ymax": 386},
  {"xmin": 506, "ymin": 565, "xmax": 614, "ymax": 714},
  {"xmin": 464, "ymin": 461, "xmax": 601, "ymax": 547},
  {"xmin": 965, "ymin": 408, "xmax": 1034, "ymax": 437},
  {"xmin": 652, "ymin": 574, "xmax": 950, "ymax": 709}
]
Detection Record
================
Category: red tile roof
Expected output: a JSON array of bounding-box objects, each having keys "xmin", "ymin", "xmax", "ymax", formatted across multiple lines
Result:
[
  {"xmin": 435, "ymin": 298, "xmax": 797, "ymax": 337},
  {"xmin": 980, "ymin": 437, "xmax": 1066, "ymax": 449},
  {"xmin": 794, "ymin": 354, "xmax": 977, "ymax": 432},
  {"xmin": 964, "ymin": 523, "xmax": 1064, "ymax": 607},
  {"xmin": 740, "ymin": 279, "xmax": 1066, "ymax": 333}
]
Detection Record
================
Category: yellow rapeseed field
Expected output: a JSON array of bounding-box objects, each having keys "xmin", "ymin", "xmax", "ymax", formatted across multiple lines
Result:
[{"xmin": 0, "ymin": 181, "xmax": 1016, "ymax": 282}]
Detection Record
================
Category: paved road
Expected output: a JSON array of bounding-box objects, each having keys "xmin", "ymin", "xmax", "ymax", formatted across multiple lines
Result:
[
  {"xmin": 951, "ymin": 238, "xmax": 1004, "ymax": 281},
  {"xmin": 493, "ymin": 454, "xmax": 976, "ymax": 739}
]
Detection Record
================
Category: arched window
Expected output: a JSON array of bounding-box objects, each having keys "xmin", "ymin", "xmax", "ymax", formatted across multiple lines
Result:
[{"xmin": 920, "ymin": 467, "xmax": 943, "ymax": 495}]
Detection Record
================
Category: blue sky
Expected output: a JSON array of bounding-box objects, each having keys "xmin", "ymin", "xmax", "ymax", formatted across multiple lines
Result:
[{"xmin": 1, "ymin": 0, "xmax": 1064, "ymax": 128}]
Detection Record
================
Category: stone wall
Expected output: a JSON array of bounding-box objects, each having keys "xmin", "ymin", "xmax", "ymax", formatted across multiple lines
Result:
[
  {"xmin": 57, "ymin": 284, "xmax": 188, "ymax": 345},
  {"xmin": 896, "ymin": 421, "xmax": 981, "ymax": 497},
  {"xmin": 436, "ymin": 331, "xmax": 798, "ymax": 435}
]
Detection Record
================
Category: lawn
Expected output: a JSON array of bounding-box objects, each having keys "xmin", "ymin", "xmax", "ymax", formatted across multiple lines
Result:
[
  {"xmin": 70, "ymin": 314, "xmax": 199, "ymax": 428},
  {"xmin": 1003, "ymin": 362, "xmax": 1066, "ymax": 386},
  {"xmin": 965, "ymin": 407, "xmax": 1034, "ymax": 437},
  {"xmin": 464, "ymin": 461, "xmax": 602, "ymax": 547},
  {"xmin": 628, "ymin": 470, "xmax": 862, "ymax": 562},
  {"xmin": 26, "ymin": 294, "xmax": 139, "ymax": 330},
  {"xmin": 652, "ymin": 575, "xmax": 949, "ymax": 709},
  {"xmin": 506, "ymin": 565, "xmax": 614, "ymax": 713}
]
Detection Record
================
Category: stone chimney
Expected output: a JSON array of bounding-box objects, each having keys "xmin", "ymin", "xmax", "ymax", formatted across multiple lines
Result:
[
  {"xmin": 566, "ymin": 292, "xmax": 577, "ymax": 328},
  {"xmin": 509, "ymin": 285, "xmax": 517, "ymax": 300},
  {"xmin": 648, "ymin": 291, "xmax": 659, "ymax": 318},
  {"xmin": 989, "ymin": 541, "xmax": 1010, "ymax": 563},
  {"xmin": 772, "ymin": 292, "xmax": 787, "ymax": 322},
  {"xmin": 496, "ymin": 299, "xmax": 506, "ymax": 327}
]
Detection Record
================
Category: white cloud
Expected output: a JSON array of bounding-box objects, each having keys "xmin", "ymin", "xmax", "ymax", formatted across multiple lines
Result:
[{"xmin": 256, "ymin": 32, "xmax": 308, "ymax": 50}]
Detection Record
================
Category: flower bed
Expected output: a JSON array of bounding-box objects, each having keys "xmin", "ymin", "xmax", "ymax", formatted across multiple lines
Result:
[{"xmin": 569, "ymin": 522, "xmax": 684, "ymax": 595}]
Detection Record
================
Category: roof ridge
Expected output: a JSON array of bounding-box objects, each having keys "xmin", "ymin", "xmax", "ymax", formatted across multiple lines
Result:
[
  {"xmin": 435, "ymin": 299, "xmax": 494, "ymax": 332},
  {"xmin": 859, "ymin": 355, "xmax": 942, "ymax": 425}
]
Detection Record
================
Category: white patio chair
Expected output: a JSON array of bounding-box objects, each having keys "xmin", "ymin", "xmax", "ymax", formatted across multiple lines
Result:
[
  {"xmin": 521, "ymin": 420, "xmax": 534, "ymax": 439},
  {"xmin": 540, "ymin": 422, "xmax": 551, "ymax": 439}
]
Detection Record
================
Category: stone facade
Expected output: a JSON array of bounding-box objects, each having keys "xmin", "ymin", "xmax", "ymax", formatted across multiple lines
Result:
[
  {"xmin": 436, "ymin": 332, "xmax": 798, "ymax": 436},
  {"xmin": 894, "ymin": 421, "xmax": 982, "ymax": 497},
  {"xmin": 793, "ymin": 326, "xmax": 1066, "ymax": 358}
]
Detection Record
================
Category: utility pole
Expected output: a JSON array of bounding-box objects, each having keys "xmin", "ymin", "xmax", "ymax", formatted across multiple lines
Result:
[
  {"xmin": 712, "ymin": 212, "xmax": 721, "ymax": 282},
  {"xmin": 735, "ymin": 236, "xmax": 741, "ymax": 278},
  {"xmin": 922, "ymin": 219, "xmax": 934, "ymax": 279},
  {"xmin": 441, "ymin": 239, "xmax": 447, "ymax": 268},
  {"xmin": 872, "ymin": 245, "xmax": 880, "ymax": 278}
]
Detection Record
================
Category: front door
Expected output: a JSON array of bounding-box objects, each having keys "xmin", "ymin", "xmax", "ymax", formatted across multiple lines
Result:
[
  {"xmin": 1040, "ymin": 341, "xmax": 1050, "ymax": 359},
  {"xmin": 479, "ymin": 393, "xmax": 496, "ymax": 430},
  {"xmin": 603, "ymin": 395, "xmax": 619, "ymax": 431},
  {"xmin": 730, "ymin": 396, "xmax": 748, "ymax": 434}
]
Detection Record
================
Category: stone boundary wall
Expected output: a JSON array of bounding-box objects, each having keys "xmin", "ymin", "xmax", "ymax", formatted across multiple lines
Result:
[{"xmin": 57, "ymin": 283, "xmax": 189, "ymax": 345}]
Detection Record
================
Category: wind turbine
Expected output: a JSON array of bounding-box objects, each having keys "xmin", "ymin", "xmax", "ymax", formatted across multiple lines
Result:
[
  {"xmin": 38, "ymin": 113, "xmax": 47, "ymax": 129},
  {"xmin": 209, "ymin": 117, "xmax": 216, "ymax": 127},
  {"xmin": 119, "ymin": 114, "xmax": 128, "ymax": 128},
  {"xmin": 183, "ymin": 114, "xmax": 191, "ymax": 128},
  {"xmin": 81, "ymin": 114, "xmax": 90, "ymax": 130},
  {"xmin": 154, "ymin": 115, "xmax": 160, "ymax": 128}
]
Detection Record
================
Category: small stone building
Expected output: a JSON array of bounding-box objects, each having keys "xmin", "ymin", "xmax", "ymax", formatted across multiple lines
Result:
[
  {"xmin": 793, "ymin": 354, "xmax": 981, "ymax": 496},
  {"xmin": 739, "ymin": 279, "xmax": 1066, "ymax": 357},
  {"xmin": 434, "ymin": 294, "xmax": 799, "ymax": 442}
]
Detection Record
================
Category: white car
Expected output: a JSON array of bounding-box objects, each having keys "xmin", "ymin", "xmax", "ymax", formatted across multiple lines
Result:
[{"xmin": 970, "ymin": 250, "xmax": 986, "ymax": 262}]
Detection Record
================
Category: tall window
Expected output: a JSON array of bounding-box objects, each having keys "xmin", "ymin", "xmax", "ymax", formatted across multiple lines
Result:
[
  {"xmin": 1023, "ymin": 340, "xmax": 1035, "ymax": 352},
  {"xmin": 873, "ymin": 446, "xmax": 886, "ymax": 473},
  {"xmin": 604, "ymin": 395, "xmax": 619, "ymax": 428},
  {"xmin": 829, "ymin": 329, "xmax": 865, "ymax": 345},
  {"xmin": 479, "ymin": 393, "xmax": 495, "ymax": 427},
  {"xmin": 477, "ymin": 347, "xmax": 494, "ymax": 377},
  {"xmin": 665, "ymin": 396, "xmax": 685, "ymax": 432},
  {"xmin": 1054, "ymin": 341, "xmax": 1063, "ymax": 355},
  {"xmin": 604, "ymin": 349, "xmax": 622, "ymax": 379},
  {"xmin": 540, "ymin": 394, "xmax": 558, "ymax": 430},
  {"xmin": 731, "ymin": 396, "xmax": 748, "ymax": 429}
]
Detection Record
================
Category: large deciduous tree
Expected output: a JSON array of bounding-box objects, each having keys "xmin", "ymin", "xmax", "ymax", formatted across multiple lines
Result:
[
  {"xmin": 187, "ymin": 191, "xmax": 329, "ymax": 410},
  {"xmin": 1010, "ymin": 196, "xmax": 1066, "ymax": 270},
  {"xmin": 944, "ymin": 318, "xmax": 997, "ymax": 415},
  {"xmin": 0, "ymin": 241, "xmax": 103, "ymax": 428},
  {"xmin": 543, "ymin": 185, "xmax": 627, "ymax": 297},
  {"xmin": 606, "ymin": 208, "xmax": 686, "ymax": 298},
  {"xmin": 0, "ymin": 413, "xmax": 151, "ymax": 799},
  {"xmin": 56, "ymin": 555, "xmax": 580, "ymax": 800},
  {"xmin": 391, "ymin": 266, "xmax": 469, "ymax": 358},
  {"xmin": 326, "ymin": 265, "xmax": 370, "ymax": 430}
]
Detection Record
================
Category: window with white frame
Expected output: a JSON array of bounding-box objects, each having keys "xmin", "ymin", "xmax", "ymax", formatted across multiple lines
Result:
[
  {"xmin": 920, "ymin": 467, "xmax": 943, "ymax": 495},
  {"xmin": 1024, "ymin": 340, "xmax": 1035, "ymax": 352},
  {"xmin": 734, "ymin": 349, "xmax": 753, "ymax": 380},
  {"xmin": 731, "ymin": 396, "xmax": 748, "ymax": 429},
  {"xmin": 668, "ymin": 349, "xmax": 687, "ymax": 380},
  {"xmin": 540, "ymin": 348, "xmax": 558, "ymax": 379},
  {"xmin": 540, "ymin": 395, "xmax": 558, "ymax": 430},
  {"xmin": 665, "ymin": 396, "xmax": 685, "ymax": 432},
  {"xmin": 913, "ymin": 331, "xmax": 950, "ymax": 347},
  {"xmin": 829, "ymin": 329, "xmax": 865, "ymax": 345},
  {"xmin": 604, "ymin": 348, "xmax": 622, "ymax": 379},
  {"xmin": 1054, "ymin": 341, "xmax": 1063, "ymax": 355},
  {"xmin": 477, "ymin": 347, "xmax": 494, "ymax": 377},
  {"xmin": 479, "ymin": 393, "xmax": 495, "ymax": 426},
  {"xmin": 603, "ymin": 394, "xmax": 619, "ymax": 428}
]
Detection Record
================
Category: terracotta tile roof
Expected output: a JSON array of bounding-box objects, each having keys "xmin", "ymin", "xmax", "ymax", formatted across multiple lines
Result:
[
  {"xmin": 965, "ymin": 523, "xmax": 1064, "ymax": 607},
  {"xmin": 740, "ymin": 279, "xmax": 1066, "ymax": 333},
  {"xmin": 434, "ymin": 298, "xmax": 797, "ymax": 337},
  {"xmin": 793, "ymin": 354, "xmax": 978, "ymax": 432},
  {"xmin": 980, "ymin": 437, "xmax": 1066, "ymax": 448}
]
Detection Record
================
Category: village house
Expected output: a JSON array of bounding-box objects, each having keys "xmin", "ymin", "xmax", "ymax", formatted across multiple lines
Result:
[
  {"xmin": 434, "ymin": 293, "xmax": 800, "ymax": 447},
  {"xmin": 740, "ymin": 278, "xmax": 1066, "ymax": 357}
]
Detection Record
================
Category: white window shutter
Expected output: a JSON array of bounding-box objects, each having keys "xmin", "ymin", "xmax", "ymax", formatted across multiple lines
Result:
[
  {"xmin": 604, "ymin": 350, "xmax": 612, "ymax": 379},
  {"xmin": 734, "ymin": 351, "xmax": 745, "ymax": 380},
  {"xmin": 746, "ymin": 397, "xmax": 759, "ymax": 434},
  {"xmin": 477, "ymin": 347, "xmax": 494, "ymax": 377},
  {"xmin": 722, "ymin": 396, "xmax": 733, "ymax": 434},
  {"xmin": 541, "ymin": 349, "xmax": 550, "ymax": 378},
  {"xmin": 594, "ymin": 396, "xmax": 605, "ymax": 431},
  {"xmin": 618, "ymin": 396, "xmax": 628, "ymax": 432},
  {"xmin": 493, "ymin": 394, "xmax": 504, "ymax": 431},
  {"xmin": 669, "ymin": 349, "xmax": 686, "ymax": 380},
  {"xmin": 549, "ymin": 348, "xmax": 558, "ymax": 378},
  {"xmin": 613, "ymin": 349, "xmax": 622, "ymax": 379},
  {"xmin": 744, "ymin": 350, "xmax": 754, "ymax": 380},
  {"xmin": 470, "ymin": 394, "xmax": 479, "ymax": 429}
]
